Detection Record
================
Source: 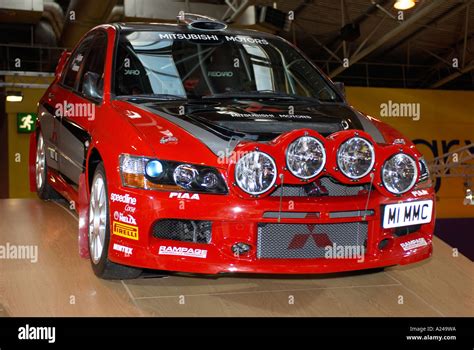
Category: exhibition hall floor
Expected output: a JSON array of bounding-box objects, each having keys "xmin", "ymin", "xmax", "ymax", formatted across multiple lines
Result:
[{"xmin": 0, "ymin": 199, "xmax": 472, "ymax": 317}]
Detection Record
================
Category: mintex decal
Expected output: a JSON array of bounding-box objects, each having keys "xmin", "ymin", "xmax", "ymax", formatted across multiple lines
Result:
[
  {"xmin": 113, "ymin": 243, "xmax": 133, "ymax": 256},
  {"xmin": 112, "ymin": 221, "xmax": 139, "ymax": 240},
  {"xmin": 158, "ymin": 246, "xmax": 207, "ymax": 259},
  {"xmin": 400, "ymin": 238, "xmax": 428, "ymax": 251}
]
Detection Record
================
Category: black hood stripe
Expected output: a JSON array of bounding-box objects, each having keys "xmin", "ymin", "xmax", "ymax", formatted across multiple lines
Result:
[
  {"xmin": 133, "ymin": 104, "xmax": 234, "ymax": 156},
  {"xmin": 133, "ymin": 103, "xmax": 385, "ymax": 156}
]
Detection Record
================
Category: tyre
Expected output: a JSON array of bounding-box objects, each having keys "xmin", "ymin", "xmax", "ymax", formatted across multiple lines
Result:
[
  {"xmin": 88, "ymin": 162, "xmax": 142, "ymax": 279},
  {"xmin": 35, "ymin": 132, "xmax": 60, "ymax": 200}
]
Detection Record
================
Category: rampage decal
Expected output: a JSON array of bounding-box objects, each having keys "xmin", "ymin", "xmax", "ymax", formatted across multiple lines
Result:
[
  {"xmin": 158, "ymin": 246, "xmax": 207, "ymax": 258},
  {"xmin": 112, "ymin": 221, "xmax": 139, "ymax": 240},
  {"xmin": 400, "ymin": 238, "xmax": 428, "ymax": 251}
]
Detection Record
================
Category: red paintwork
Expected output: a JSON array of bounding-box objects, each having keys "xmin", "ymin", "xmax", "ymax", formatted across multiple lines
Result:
[{"xmin": 30, "ymin": 24, "xmax": 436, "ymax": 275}]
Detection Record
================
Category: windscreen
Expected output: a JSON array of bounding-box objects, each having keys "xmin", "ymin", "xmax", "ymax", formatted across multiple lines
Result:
[{"xmin": 113, "ymin": 30, "xmax": 341, "ymax": 102}]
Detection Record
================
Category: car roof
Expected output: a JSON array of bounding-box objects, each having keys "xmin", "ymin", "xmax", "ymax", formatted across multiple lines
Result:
[{"xmin": 113, "ymin": 22, "xmax": 280, "ymax": 40}]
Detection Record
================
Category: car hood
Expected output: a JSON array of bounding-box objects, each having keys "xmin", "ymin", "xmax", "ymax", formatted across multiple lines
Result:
[{"xmin": 127, "ymin": 98, "xmax": 385, "ymax": 156}]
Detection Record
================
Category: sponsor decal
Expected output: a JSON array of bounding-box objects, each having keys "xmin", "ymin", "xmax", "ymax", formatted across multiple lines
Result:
[
  {"xmin": 157, "ymin": 33, "xmax": 269, "ymax": 45},
  {"xmin": 113, "ymin": 211, "xmax": 137, "ymax": 225},
  {"xmin": 400, "ymin": 238, "xmax": 428, "ymax": 251},
  {"xmin": 159, "ymin": 33, "xmax": 220, "ymax": 41},
  {"xmin": 224, "ymin": 35, "xmax": 269, "ymax": 45},
  {"xmin": 229, "ymin": 112, "xmax": 311, "ymax": 120},
  {"xmin": 393, "ymin": 138, "xmax": 406, "ymax": 145},
  {"xmin": 124, "ymin": 204, "xmax": 136, "ymax": 213},
  {"xmin": 158, "ymin": 246, "xmax": 207, "ymax": 258},
  {"xmin": 169, "ymin": 192, "xmax": 200, "ymax": 200},
  {"xmin": 160, "ymin": 136, "xmax": 178, "ymax": 144},
  {"xmin": 110, "ymin": 193, "xmax": 137, "ymax": 205},
  {"xmin": 113, "ymin": 243, "xmax": 133, "ymax": 256},
  {"xmin": 208, "ymin": 71, "xmax": 234, "ymax": 78},
  {"xmin": 124, "ymin": 69, "xmax": 140, "ymax": 75},
  {"xmin": 18, "ymin": 324, "xmax": 55, "ymax": 344},
  {"xmin": 412, "ymin": 189, "xmax": 429, "ymax": 197},
  {"xmin": 112, "ymin": 221, "xmax": 139, "ymax": 240}
]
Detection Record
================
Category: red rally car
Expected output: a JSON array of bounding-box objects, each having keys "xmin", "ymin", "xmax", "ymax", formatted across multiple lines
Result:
[{"xmin": 30, "ymin": 14, "xmax": 435, "ymax": 279}]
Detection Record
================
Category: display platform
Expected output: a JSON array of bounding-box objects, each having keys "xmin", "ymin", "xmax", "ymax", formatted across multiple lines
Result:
[{"xmin": 0, "ymin": 198, "xmax": 472, "ymax": 317}]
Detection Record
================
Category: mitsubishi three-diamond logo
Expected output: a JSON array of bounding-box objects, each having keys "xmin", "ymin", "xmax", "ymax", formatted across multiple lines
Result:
[{"xmin": 287, "ymin": 223, "xmax": 332, "ymax": 249}]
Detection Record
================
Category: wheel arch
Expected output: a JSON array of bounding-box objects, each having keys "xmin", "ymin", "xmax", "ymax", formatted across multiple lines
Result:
[{"xmin": 87, "ymin": 147, "xmax": 103, "ymax": 193}]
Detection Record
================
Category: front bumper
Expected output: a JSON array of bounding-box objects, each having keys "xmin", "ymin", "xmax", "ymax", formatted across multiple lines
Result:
[{"xmin": 107, "ymin": 186, "xmax": 435, "ymax": 275}]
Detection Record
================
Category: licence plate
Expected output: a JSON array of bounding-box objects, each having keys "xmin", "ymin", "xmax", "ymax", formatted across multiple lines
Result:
[{"xmin": 383, "ymin": 200, "xmax": 433, "ymax": 229}]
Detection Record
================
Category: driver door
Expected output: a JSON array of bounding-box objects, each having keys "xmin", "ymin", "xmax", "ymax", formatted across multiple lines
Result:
[{"xmin": 58, "ymin": 31, "xmax": 107, "ymax": 185}]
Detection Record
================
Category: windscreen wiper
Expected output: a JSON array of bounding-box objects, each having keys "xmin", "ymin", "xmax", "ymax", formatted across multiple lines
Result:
[
  {"xmin": 203, "ymin": 90, "xmax": 297, "ymax": 100},
  {"xmin": 202, "ymin": 90, "xmax": 321, "ymax": 104},
  {"xmin": 116, "ymin": 94, "xmax": 188, "ymax": 101}
]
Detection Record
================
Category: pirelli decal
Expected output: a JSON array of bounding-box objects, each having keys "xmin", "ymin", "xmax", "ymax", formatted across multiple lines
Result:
[{"xmin": 112, "ymin": 221, "xmax": 139, "ymax": 240}]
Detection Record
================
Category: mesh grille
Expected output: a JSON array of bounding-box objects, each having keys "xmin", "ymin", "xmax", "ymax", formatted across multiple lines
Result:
[
  {"xmin": 257, "ymin": 222, "xmax": 368, "ymax": 259},
  {"xmin": 270, "ymin": 176, "xmax": 365, "ymax": 197},
  {"xmin": 152, "ymin": 219, "xmax": 212, "ymax": 244}
]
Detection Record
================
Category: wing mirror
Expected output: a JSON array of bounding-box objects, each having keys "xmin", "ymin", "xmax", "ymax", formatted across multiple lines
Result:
[
  {"xmin": 334, "ymin": 81, "xmax": 346, "ymax": 98},
  {"xmin": 82, "ymin": 72, "xmax": 103, "ymax": 100},
  {"xmin": 55, "ymin": 50, "xmax": 71, "ymax": 77}
]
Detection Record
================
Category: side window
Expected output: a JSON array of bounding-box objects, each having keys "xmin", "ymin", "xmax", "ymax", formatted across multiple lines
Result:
[
  {"xmin": 78, "ymin": 32, "xmax": 107, "ymax": 100},
  {"xmin": 62, "ymin": 36, "xmax": 94, "ymax": 88}
]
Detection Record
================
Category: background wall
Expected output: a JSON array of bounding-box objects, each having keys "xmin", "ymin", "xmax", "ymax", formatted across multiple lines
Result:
[
  {"xmin": 5, "ymin": 76, "xmax": 52, "ymax": 199},
  {"xmin": 4, "ymin": 84, "xmax": 473, "ymax": 219}
]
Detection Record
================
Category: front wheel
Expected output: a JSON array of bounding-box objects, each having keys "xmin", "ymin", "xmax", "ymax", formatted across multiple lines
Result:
[{"xmin": 88, "ymin": 162, "xmax": 142, "ymax": 279}]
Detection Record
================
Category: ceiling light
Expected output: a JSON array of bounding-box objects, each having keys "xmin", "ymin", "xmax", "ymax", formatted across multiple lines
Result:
[
  {"xmin": 6, "ymin": 91, "xmax": 23, "ymax": 102},
  {"xmin": 394, "ymin": 0, "xmax": 416, "ymax": 10}
]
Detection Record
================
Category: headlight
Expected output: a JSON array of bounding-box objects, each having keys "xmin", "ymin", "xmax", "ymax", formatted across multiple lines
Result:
[
  {"xmin": 173, "ymin": 164, "xmax": 199, "ymax": 189},
  {"xmin": 286, "ymin": 136, "xmax": 325, "ymax": 179},
  {"xmin": 145, "ymin": 160, "xmax": 164, "ymax": 178},
  {"xmin": 337, "ymin": 137, "xmax": 375, "ymax": 179},
  {"xmin": 382, "ymin": 153, "xmax": 418, "ymax": 194},
  {"xmin": 120, "ymin": 154, "xmax": 227, "ymax": 193},
  {"xmin": 235, "ymin": 151, "xmax": 277, "ymax": 195}
]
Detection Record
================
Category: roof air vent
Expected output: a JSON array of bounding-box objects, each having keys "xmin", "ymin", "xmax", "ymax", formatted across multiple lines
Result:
[{"xmin": 177, "ymin": 12, "xmax": 227, "ymax": 31}]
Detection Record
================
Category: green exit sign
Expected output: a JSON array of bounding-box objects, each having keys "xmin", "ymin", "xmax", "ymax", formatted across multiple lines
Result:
[{"xmin": 17, "ymin": 113, "xmax": 37, "ymax": 133}]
